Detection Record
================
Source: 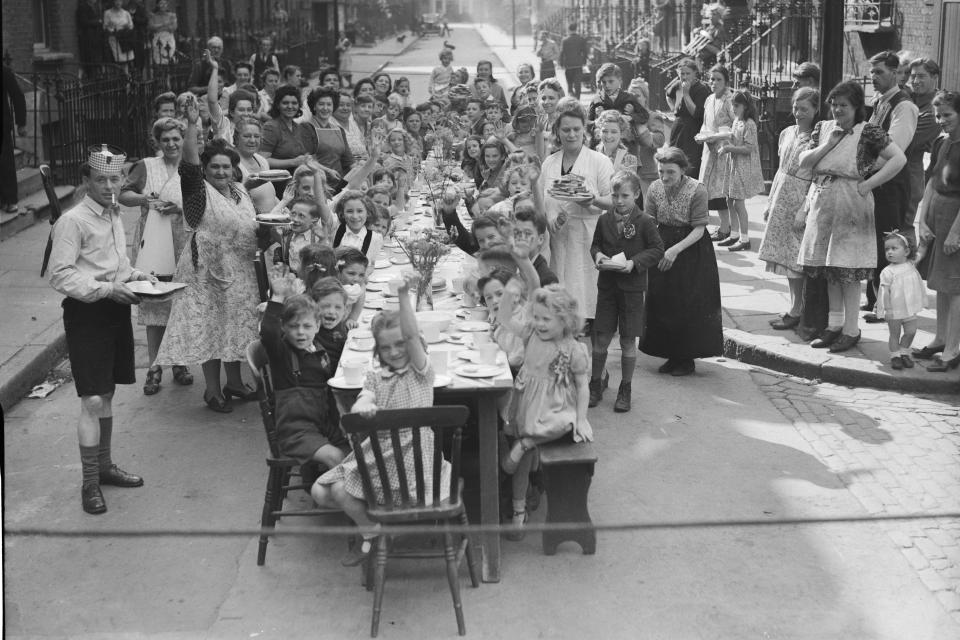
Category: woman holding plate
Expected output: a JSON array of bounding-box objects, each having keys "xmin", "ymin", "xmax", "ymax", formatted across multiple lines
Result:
[
  {"xmin": 154, "ymin": 101, "xmax": 261, "ymax": 413},
  {"xmin": 120, "ymin": 117, "xmax": 194, "ymax": 395},
  {"xmin": 541, "ymin": 102, "xmax": 614, "ymax": 330}
]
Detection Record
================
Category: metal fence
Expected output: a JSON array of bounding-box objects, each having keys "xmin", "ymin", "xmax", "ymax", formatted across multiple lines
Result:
[{"xmin": 12, "ymin": 65, "xmax": 191, "ymax": 186}]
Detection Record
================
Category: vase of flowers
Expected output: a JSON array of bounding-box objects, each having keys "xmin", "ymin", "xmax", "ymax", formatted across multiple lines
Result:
[{"xmin": 395, "ymin": 227, "xmax": 453, "ymax": 311}]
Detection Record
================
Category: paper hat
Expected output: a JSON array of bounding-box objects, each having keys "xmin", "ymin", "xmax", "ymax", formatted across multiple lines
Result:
[{"xmin": 87, "ymin": 144, "xmax": 127, "ymax": 174}]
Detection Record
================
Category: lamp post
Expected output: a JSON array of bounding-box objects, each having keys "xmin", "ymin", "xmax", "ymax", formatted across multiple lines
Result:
[{"xmin": 512, "ymin": 0, "xmax": 517, "ymax": 49}]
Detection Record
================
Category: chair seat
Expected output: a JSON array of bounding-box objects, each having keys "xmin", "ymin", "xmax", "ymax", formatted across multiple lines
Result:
[{"xmin": 367, "ymin": 497, "xmax": 466, "ymax": 523}]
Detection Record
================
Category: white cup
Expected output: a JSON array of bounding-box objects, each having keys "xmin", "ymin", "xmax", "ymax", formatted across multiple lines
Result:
[
  {"xmin": 469, "ymin": 306, "xmax": 489, "ymax": 322},
  {"xmin": 462, "ymin": 291, "xmax": 477, "ymax": 308},
  {"xmin": 341, "ymin": 357, "xmax": 367, "ymax": 385},
  {"xmin": 421, "ymin": 322, "xmax": 442, "ymax": 343},
  {"xmin": 473, "ymin": 332, "xmax": 491, "ymax": 346},
  {"xmin": 478, "ymin": 343, "xmax": 499, "ymax": 366},
  {"xmin": 430, "ymin": 349, "xmax": 449, "ymax": 375},
  {"xmin": 383, "ymin": 298, "xmax": 400, "ymax": 312},
  {"xmin": 451, "ymin": 277, "xmax": 465, "ymax": 293},
  {"xmin": 352, "ymin": 330, "xmax": 375, "ymax": 350}
]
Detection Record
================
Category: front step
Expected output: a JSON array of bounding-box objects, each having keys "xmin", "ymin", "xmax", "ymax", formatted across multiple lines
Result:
[
  {"xmin": 17, "ymin": 167, "xmax": 43, "ymax": 198},
  {"xmin": 0, "ymin": 185, "xmax": 76, "ymax": 241}
]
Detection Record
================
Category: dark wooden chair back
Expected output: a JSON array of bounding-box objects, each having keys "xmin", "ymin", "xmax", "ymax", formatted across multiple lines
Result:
[
  {"xmin": 246, "ymin": 340, "xmax": 282, "ymax": 458},
  {"xmin": 340, "ymin": 406, "xmax": 469, "ymax": 515}
]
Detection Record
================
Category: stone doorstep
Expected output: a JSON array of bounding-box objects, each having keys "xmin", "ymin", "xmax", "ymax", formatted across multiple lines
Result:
[{"xmin": 0, "ymin": 185, "xmax": 75, "ymax": 242}]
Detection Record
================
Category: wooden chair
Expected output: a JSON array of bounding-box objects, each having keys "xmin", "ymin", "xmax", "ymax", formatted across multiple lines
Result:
[
  {"xmin": 246, "ymin": 340, "xmax": 342, "ymax": 566},
  {"xmin": 341, "ymin": 406, "xmax": 481, "ymax": 637}
]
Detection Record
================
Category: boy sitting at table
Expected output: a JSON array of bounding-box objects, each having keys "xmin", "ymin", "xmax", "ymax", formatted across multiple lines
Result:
[
  {"xmin": 263, "ymin": 266, "xmax": 350, "ymax": 488},
  {"xmin": 512, "ymin": 204, "xmax": 558, "ymax": 286}
]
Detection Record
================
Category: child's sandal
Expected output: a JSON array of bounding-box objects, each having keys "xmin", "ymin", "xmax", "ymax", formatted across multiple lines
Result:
[{"xmin": 505, "ymin": 510, "xmax": 527, "ymax": 541}]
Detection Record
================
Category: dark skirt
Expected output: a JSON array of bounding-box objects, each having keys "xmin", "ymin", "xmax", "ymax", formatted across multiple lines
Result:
[
  {"xmin": 641, "ymin": 225, "xmax": 724, "ymax": 359},
  {"xmin": 926, "ymin": 190, "xmax": 960, "ymax": 293}
]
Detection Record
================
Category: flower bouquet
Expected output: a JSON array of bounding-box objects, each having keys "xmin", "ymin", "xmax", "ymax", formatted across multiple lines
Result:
[{"xmin": 395, "ymin": 227, "xmax": 454, "ymax": 310}]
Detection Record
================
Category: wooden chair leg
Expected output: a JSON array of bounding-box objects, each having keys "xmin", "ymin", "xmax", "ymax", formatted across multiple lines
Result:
[
  {"xmin": 459, "ymin": 512, "xmax": 481, "ymax": 588},
  {"xmin": 443, "ymin": 530, "xmax": 467, "ymax": 636},
  {"xmin": 371, "ymin": 535, "xmax": 388, "ymax": 638},
  {"xmin": 257, "ymin": 466, "xmax": 283, "ymax": 566}
]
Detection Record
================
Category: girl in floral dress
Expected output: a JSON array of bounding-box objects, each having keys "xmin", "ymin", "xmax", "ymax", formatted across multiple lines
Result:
[
  {"xmin": 495, "ymin": 283, "xmax": 593, "ymax": 539},
  {"xmin": 718, "ymin": 91, "xmax": 765, "ymax": 251},
  {"xmin": 313, "ymin": 273, "xmax": 449, "ymax": 566},
  {"xmin": 758, "ymin": 87, "xmax": 818, "ymax": 331}
]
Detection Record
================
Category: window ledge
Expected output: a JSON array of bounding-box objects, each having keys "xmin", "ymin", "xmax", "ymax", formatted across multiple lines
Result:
[{"xmin": 32, "ymin": 49, "xmax": 74, "ymax": 63}]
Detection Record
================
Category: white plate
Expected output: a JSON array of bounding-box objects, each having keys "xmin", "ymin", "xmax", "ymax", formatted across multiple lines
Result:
[
  {"xmin": 453, "ymin": 364, "xmax": 502, "ymax": 378},
  {"xmin": 255, "ymin": 218, "xmax": 292, "ymax": 226},
  {"xmin": 389, "ymin": 256, "xmax": 411, "ymax": 265},
  {"xmin": 363, "ymin": 299, "xmax": 384, "ymax": 310},
  {"xmin": 255, "ymin": 169, "xmax": 292, "ymax": 180},
  {"xmin": 330, "ymin": 373, "xmax": 450, "ymax": 389},
  {"xmin": 126, "ymin": 281, "xmax": 188, "ymax": 297},
  {"xmin": 328, "ymin": 375, "xmax": 366, "ymax": 390},
  {"xmin": 368, "ymin": 273, "xmax": 395, "ymax": 283},
  {"xmin": 426, "ymin": 332, "xmax": 450, "ymax": 344},
  {"xmin": 374, "ymin": 260, "xmax": 392, "ymax": 269},
  {"xmin": 445, "ymin": 333, "xmax": 472, "ymax": 346},
  {"xmin": 366, "ymin": 282, "xmax": 385, "ymax": 292},
  {"xmin": 458, "ymin": 350, "xmax": 506, "ymax": 365},
  {"xmin": 456, "ymin": 321, "xmax": 490, "ymax": 332}
]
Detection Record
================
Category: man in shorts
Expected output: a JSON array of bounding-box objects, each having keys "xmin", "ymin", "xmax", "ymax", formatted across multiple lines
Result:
[{"xmin": 48, "ymin": 145, "xmax": 157, "ymax": 514}]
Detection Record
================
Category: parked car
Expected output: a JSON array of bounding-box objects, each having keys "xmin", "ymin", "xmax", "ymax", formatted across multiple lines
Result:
[{"xmin": 421, "ymin": 13, "xmax": 441, "ymax": 35}]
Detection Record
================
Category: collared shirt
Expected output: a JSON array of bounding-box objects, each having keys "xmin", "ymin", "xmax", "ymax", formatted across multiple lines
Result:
[
  {"xmin": 48, "ymin": 195, "xmax": 142, "ymax": 302},
  {"xmin": 337, "ymin": 225, "xmax": 383, "ymax": 265},
  {"xmin": 870, "ymin": 85, "xmax": 918, "ymax": 157}
]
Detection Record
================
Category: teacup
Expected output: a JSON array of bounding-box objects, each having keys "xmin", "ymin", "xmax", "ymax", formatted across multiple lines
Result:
[
  {"xmin": 461, "ymin": 291, "xmax": 477, "ymax": 308},
  {"xmin": 478, "ymin": 343, "xmax": 499, "ymax": 366},
  {"xmin": 469, "ymin": 307, "xmax": 489, "ymax": 322},
  {"xmin": 451, "ymin": 277, "xmax": 465, "ymax": 293},
  {"xmin": 473, "ymin": 332, "xmax": 491, "ymax": 346},
  {"xmin": 429, "ymin": 349, "xmax": 449, "ymax": 375},
  {"xmin": 341, "ymin": 357, "xmax": 367, "ymax": 385},
  {"xmin": 352, "ymin": 330, "xmax": 374, "ymax": 350}
]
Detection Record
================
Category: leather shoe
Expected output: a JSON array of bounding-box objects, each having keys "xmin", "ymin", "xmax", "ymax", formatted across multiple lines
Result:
[
  {"xmin": 82, "ymin": 484, "xmax": 107, "ymax": 514},
  {"xmin": 727, "ymin": 240, "xmax": 752, "ymax": 252},
  {"xmin": 657, "ymin": 359, "xmax": 676, "ymax": 374},
  {"xmin": 926, "ymin": 353, "xmax": 960, "ymax": 372},
  {"xmin": 828, "ymin": 332, "xmax": 861, "ymax": 353},
  {"xmin": 771, "ymin": 314, "xmax": 800, "ymax": 330},
  {"xmin": 912, "ymin": 344, "xmax": 945, "ymax": 360},
  {"xmin": 863, "ymin": 312, "xmax": 883, "ymax": 323},
  {"xmin": 670, "ymin": 359, "xmax": 696, "ymax": 376},
  {"xmin": 811, "ymin": 329, "xmax": 841, "ymax": 349},
  {"xmin": 99, "ymin": 464, "xmax": 144, "ymax": 487},
  {"xmin": 717, "ymin": 235, "xmax": 739, "ymax": 247},
  {"xmin": 891, "ymin": 355, "xmax": 904, "ymax": 370},
  {"xmin": 223, "ymin": 383, "xmax": 258, "ymax": 401},
  {"xmin": 709, "ymin": 229, "xmax": 730, "ymax": 242}
]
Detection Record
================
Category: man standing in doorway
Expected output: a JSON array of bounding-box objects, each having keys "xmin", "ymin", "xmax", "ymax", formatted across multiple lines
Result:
[
  {"xmin": 48, "ymin": 145, "xmax": 156, "ymax": 514},
  {"xmin": 559, "ymin": 23, "xmax": 589, "ymax": 99}
]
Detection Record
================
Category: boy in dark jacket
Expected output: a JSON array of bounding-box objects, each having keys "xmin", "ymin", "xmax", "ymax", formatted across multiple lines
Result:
[{"xmin": 589, "ymin": 171, "xmax": 664, "ymax": 412}]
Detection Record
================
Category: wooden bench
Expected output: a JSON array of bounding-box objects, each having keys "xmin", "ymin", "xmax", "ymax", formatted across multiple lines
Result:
[{"xmin": 538, "ymin": 440, "xmax": 598, "ymax": 556}]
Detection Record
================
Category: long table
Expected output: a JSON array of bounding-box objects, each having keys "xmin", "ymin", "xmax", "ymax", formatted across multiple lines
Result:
[{"xmin": 329, "ymin": 196, "xmax": 513, "ymax": 583}]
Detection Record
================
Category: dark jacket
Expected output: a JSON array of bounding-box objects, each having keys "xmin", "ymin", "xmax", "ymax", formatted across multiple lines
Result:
[
  {"xmin": 590, "ymin": 206, "xmax": 664, "ymax": 292},
  {"xmin": 3, "ymin": 66, "xmax": 27, "ymax": 134},
  {"xmin": 559, "ymin": 33, "xmax": 589, "ymax": 69}
]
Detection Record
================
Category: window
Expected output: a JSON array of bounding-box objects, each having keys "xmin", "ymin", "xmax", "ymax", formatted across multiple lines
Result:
[{"xmin": 33, "ymin": 0, "xmax": 52, "ymax": 48}]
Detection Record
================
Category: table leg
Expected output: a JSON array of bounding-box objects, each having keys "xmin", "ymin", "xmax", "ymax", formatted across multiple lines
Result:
[{"xmin": 476, "ymin": 398, "xmax": 501, "ymax": 582}]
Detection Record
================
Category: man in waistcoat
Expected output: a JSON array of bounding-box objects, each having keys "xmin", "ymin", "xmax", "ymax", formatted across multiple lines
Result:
[{"xmin": 863, "ymin": 51, "xmax": 918, "ymax": 321}]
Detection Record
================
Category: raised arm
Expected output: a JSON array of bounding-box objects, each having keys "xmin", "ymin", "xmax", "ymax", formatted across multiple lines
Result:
[
  {"xmin": 180, "ymin": 98, "xmax": 208, "ymax": 229},
  {"xmin": 397, "ymin": 272, "xmax": 427, "ymax": 369},
  {"xmin": 204, "ymin": 50, "xmax": 224, "ymax": 126}
]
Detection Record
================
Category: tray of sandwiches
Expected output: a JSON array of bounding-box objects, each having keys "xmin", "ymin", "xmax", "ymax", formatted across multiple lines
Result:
[{"xmin": 547, "ymin": 174, "xmax": 593, "ymax": 201}]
